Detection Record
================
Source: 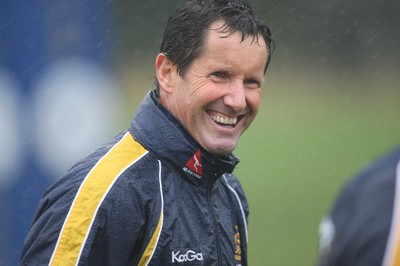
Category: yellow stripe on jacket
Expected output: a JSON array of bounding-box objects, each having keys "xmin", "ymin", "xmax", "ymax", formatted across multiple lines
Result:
[{"xmin": 49, "ymin": 132, "xmax": 148, "ymax": 265}]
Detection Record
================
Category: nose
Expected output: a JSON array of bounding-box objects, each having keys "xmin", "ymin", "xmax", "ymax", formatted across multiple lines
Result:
[{"xmin": 223, "ymin": 80, "xmax": 246, "ymax": 112}]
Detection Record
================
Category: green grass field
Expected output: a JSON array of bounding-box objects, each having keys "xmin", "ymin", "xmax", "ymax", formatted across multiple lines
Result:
[{"xmin": 233, "ymin": 71, "xmax": 400, "ymax": 265}]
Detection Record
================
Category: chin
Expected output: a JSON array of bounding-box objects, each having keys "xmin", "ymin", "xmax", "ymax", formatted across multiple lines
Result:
[{"xmin": 205, "ymin": 142, "xmax": 237, "ymax": 156}]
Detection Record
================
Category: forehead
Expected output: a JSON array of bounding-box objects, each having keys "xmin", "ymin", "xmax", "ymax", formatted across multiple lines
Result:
[
  {"xmin": 199, "ymin": 20, "xmax": 267, "ymax": 71},
  {"xmin": 206, "ymin": 19, "xmax": 266, "ymax": 45}
]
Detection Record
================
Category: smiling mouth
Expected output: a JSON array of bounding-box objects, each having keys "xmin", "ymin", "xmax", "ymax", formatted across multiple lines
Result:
[{"xmin": 208, "ymin": 113, "xmax": 239, "ymax": 128}]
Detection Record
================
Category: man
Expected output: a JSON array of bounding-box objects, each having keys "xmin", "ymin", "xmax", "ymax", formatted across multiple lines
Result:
[
  {"xmin": 20, "ymin": 0, "xmax": 272, "ymax": 265},
  {"xmin": 318, "ymin": 145, "xmax": 400, "ymax": 266}
]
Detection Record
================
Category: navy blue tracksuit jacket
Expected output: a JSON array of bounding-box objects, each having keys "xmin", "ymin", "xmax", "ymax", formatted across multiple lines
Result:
[{"xmin": 20, "ymin": 90, "xmax": 249, "ymax": 265}]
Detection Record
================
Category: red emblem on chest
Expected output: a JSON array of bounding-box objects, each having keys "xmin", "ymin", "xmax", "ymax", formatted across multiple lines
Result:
[{"xmin": 185, "ymin": 149, "xmax": 203, "ymax": 176}]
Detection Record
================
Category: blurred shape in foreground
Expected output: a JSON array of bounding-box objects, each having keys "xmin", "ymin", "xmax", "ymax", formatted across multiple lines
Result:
[{"xmin": 319, "ymin": 145, "xmax": 400, "ymax": 266}]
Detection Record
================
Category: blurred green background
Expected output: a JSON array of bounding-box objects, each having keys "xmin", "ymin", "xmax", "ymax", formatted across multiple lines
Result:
[{"xmin": 113, "ymin": 0, "xmax": 400, "ymax": 265}]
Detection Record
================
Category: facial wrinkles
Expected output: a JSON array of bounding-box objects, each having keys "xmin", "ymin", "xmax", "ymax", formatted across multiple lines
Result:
[
  {"xmin": 189, "ymin": 71, "xmax": 210, "ymax": 96},
  {"xmin": 181, "ymin": 67, "xmax": 237, "ymax": 134},
  {"xmin": 193, "ymin": 65, "xmax": 238, "ymax": 111},
  {"xmin": 205, "ymin": 56, "xmax": 264, "ymax": 97},
  {"xmin": 189, "ymin": 60, "xmax": 252, "ymax": 121}
]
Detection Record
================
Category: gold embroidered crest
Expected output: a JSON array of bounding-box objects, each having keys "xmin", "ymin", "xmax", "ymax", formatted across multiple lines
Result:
[{"xmin": 234, "ymin": 225, "xmax": 242, "ymax": 261}]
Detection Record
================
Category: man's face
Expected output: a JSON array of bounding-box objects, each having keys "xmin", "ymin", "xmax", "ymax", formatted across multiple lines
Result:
[{"xmin": 160, "ymin": 20, "xmax": 268, "ymax": 156}]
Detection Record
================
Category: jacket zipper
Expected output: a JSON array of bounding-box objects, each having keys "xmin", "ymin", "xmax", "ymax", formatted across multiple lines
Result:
[{"xmin": 207, "ymin": 180, "xmax": 222, "ymax": 266}]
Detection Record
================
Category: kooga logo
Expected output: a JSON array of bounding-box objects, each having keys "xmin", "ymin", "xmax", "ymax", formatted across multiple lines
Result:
[{"xmin": 172, "ymin": 250, "xmax": 203, "ymax": 263}]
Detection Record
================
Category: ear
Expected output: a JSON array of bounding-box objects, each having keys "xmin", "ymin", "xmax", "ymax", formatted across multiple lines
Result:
[{"xmin": 155, "ymin": 53, "xmax": 177, "ymax": 93}]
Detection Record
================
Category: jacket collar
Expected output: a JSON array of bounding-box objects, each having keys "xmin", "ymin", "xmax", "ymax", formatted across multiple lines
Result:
[{"xmin": 130, "ymin": 90, "xmax": 239, "ymax": 184}]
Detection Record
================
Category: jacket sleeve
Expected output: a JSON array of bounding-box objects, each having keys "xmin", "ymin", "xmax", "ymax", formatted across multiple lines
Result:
[
  {"xmin": 19, "ymin": 169, "xmax": 148, "ymax": 265},
  {"xmin": 20, "ymin": 175, "xmax": 81, "ymax": 265}
]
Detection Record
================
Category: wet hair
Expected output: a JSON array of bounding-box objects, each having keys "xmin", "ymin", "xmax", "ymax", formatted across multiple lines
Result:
[{"xmin": 156, "ymin": 0, "xmax": 273, "ymax": 92}]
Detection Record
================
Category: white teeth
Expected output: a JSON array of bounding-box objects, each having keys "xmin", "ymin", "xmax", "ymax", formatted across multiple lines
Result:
[{"xmin": 209, "ymin": 114, "xmax": 237, "ymax": 125}]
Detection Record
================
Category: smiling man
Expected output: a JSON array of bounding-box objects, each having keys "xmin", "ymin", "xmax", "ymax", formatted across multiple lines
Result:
[
  {"xmin": 20, "ymin": 0, "xmax": 272, "ymax": 265},
  {"xmin": 157, "ymin": 19, "xmax": 267, "ymax": 156}
]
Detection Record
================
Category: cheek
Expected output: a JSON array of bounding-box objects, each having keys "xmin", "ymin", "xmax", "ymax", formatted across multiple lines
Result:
[
  {"xmin": 246, "ymin": 90, "xmax": 262, "ymax": 113},
  {"xmin": 189, "ymin": 82, "xmax": 221, "ymax": 106}
]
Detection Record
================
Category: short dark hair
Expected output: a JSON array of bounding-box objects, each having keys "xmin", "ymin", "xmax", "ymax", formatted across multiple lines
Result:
[{"xmin": 156, "ymin": 0, "xmax": 273, "ymax": 91}]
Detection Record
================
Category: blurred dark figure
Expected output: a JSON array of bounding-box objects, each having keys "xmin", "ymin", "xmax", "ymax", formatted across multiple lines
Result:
[{"xmin": 318, "ymin": 145, "xmax": 400, "ymax": 266}]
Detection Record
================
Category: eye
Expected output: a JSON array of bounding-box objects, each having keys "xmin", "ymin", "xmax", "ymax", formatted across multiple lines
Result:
[
  {"xmin": 244, "ymin": 78, "xmax": 261, "ymax": 89},
  {"xmin": 209, "ymin": 71, "xmax": 229, "ymax": 81}
]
